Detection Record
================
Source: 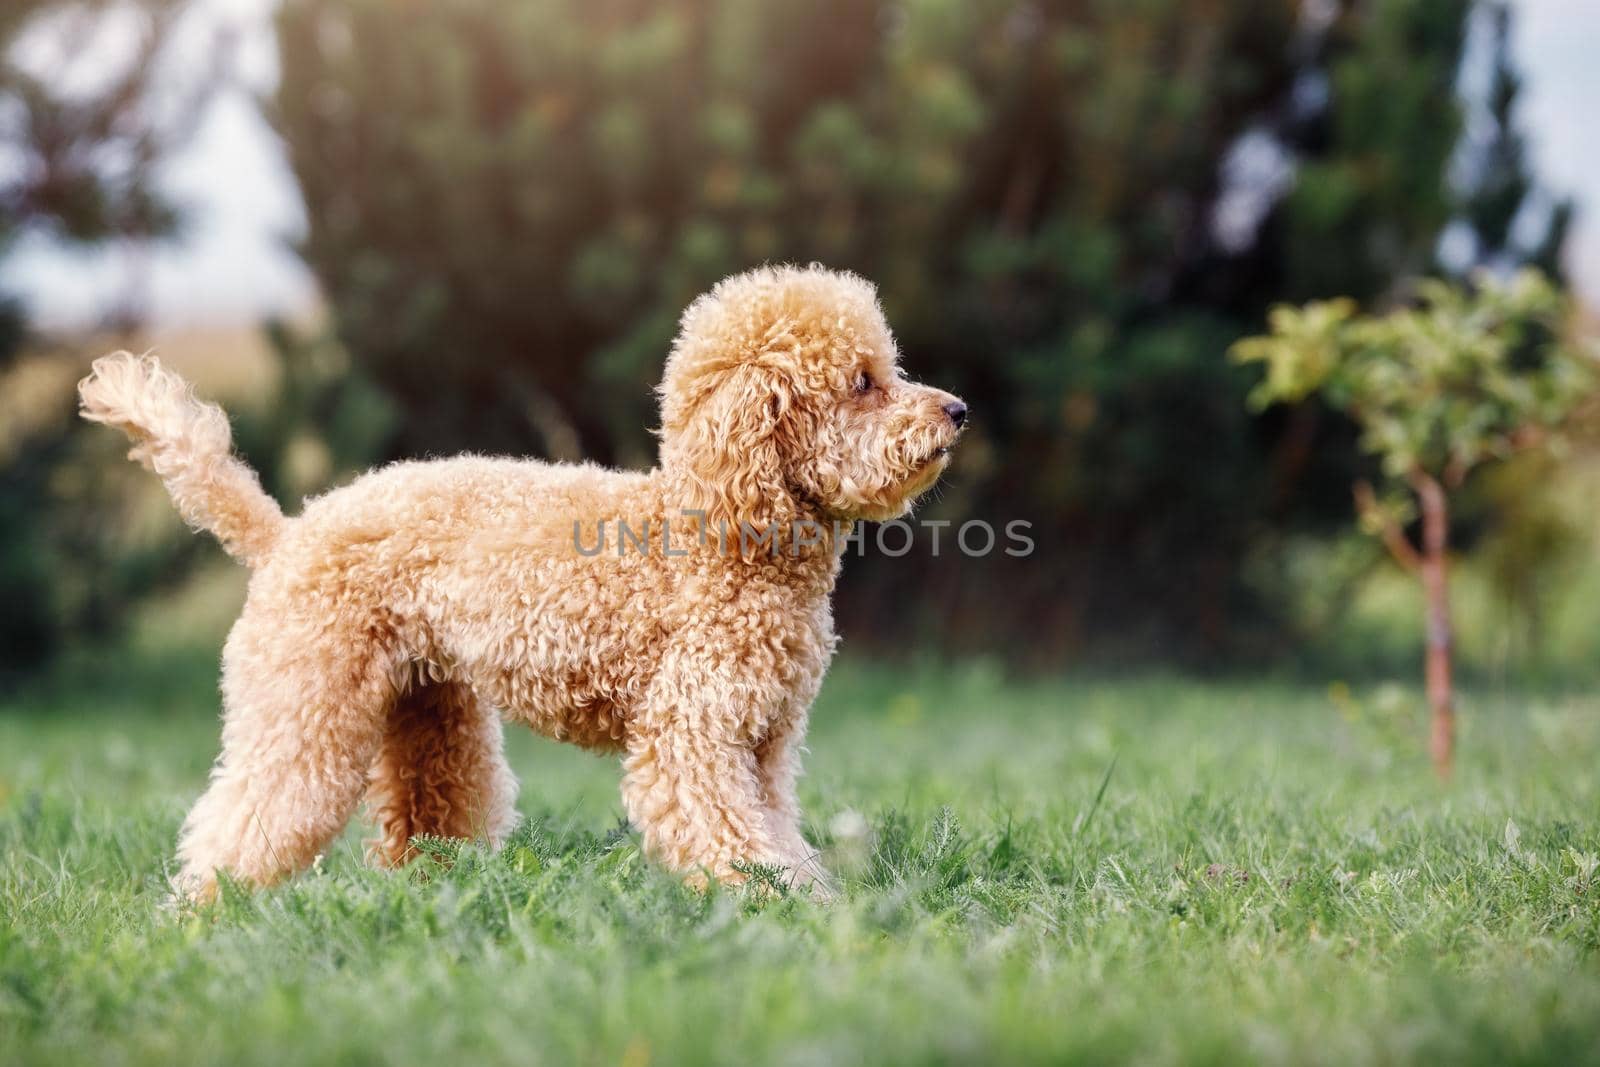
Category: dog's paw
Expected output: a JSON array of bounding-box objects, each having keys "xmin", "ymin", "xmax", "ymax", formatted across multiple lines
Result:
[
  {"xmin": 167, "ymin": 870, "xmax": 219, "ymax": 908},
  {"xmin": 781, "ymin": 851, "xmax": 840, "ymax": 904}
]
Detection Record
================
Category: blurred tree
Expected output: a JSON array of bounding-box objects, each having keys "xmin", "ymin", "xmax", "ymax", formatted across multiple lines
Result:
[
  {"xmin": 231, "ymin": 319, "xmax": 399, "ymax": 505},
  {"xmin": 1233, "ymin": 270, "xmax": 1596, "ymax": 774},
  {"xmin": 271, "ymin": 0, "xmax": 1568, "ymax": 660},
  {"xmin": 1449, "ymin": 1, "xmax": 1572, "ymax": 278},
  {"xmin": 0, "ymin": 0, "xmax": 226, "ymax": 335},
  {"xmin": 0, "ymin": 0, "xmax": 217, "ymax": 678}
]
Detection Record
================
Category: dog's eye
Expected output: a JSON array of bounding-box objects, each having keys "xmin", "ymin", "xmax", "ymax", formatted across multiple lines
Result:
[{"xmin": 853, "ymin": 372, "xmax": 873, "ymax": 395}]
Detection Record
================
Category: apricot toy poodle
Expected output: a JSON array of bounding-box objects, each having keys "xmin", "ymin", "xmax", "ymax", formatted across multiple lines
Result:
[{"xmin": 79, "ymin": 264, "xmax": 966, "ymax": 901}]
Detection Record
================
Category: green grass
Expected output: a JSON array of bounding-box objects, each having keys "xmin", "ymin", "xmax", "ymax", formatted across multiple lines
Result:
[{"xmin": 4, "ymin": 652, "xmax": 1600, "ymax": 1065}]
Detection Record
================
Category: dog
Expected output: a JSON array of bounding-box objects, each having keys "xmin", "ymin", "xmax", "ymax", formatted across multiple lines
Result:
[{"xmin": 79, "ymin": 264, "xmax": 966, "ymax": 900}]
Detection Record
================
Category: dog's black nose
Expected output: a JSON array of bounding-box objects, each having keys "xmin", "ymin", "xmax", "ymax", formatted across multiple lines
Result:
[{"xmin": 942, "ymin": 401, "xmax": 968, "ymax": 428}]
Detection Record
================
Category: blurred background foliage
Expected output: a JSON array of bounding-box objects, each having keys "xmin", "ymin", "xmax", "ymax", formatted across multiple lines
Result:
[
  {"xmin": 1, "ymin": 0, "xmax": 207, "ymax": 672},
  {"xmin": 3, "ymin": 0, "xmax": 1597, "ymax": 682}
]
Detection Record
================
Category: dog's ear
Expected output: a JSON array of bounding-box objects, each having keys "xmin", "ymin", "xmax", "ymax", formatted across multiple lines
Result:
[{"xmin": 667, "ymin": 361, "xmax": 799, "ymax": 544}]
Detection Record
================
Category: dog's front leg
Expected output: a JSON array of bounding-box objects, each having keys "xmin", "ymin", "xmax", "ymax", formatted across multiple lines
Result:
[
  {"xmin": 621, "ymin": 727, "xmax": 779, "ymax": 886},
  {"xmin": 755, "ymin": 717, "xmax": 835, "ymax": 899},
  {"xmin": 620, "ymin": 672, "xmax": 784, "ymax": 887}
]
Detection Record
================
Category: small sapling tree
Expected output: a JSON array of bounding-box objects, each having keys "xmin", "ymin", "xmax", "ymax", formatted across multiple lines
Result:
[{"xmin": 1232, "ymin": 270, "xmax": 1596, "ymax": 776}]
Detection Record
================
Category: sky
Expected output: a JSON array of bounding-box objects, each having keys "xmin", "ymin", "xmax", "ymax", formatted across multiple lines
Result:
[
  {"xmin": 3, "ymin": 0, "xmax": 312, "ymax": 328},
  {"xmin": 4, "ymin": 0, "xmax": 1599, "ymax": 329}
]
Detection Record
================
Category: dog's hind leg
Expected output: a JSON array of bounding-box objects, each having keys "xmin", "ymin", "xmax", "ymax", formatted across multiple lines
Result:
[
  {"xmin": 364, "ymin": 678, "xmax": 519, "ymax": 868},
  {"xmin": 173, "ymin": 607, "xmax": 396, "ymax": 901}
]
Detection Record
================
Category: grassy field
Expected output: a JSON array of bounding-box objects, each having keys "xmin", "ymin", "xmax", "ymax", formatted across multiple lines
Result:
[{"xmin": 4, "ymin": 651, "xmax": 1600, "ymax": 1066}]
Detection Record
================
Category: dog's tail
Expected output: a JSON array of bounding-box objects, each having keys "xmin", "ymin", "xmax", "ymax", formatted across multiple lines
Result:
[{"xmin": 78, "ymin": 352, "xmax": 283, "ymax": 566}]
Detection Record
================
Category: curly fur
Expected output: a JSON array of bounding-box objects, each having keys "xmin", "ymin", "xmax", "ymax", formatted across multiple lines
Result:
[
  {"xmin": 79, "ymin": 265, "xmax": 964, "ymax": 901},
  {"xmin": 79, "ymin": 352, "xmax": 283, "ymax": 563}
]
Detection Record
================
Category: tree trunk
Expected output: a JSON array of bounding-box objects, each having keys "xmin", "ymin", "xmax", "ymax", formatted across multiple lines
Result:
[{"xmin": 1412, "ymin": 471, "xmax": 1454, "ymax": 778}]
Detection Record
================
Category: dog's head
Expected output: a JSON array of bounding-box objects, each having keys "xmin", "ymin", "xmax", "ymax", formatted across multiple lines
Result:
[{"xmin": 658, "ymin": 265, "xmax": 965, "ymax": 533}]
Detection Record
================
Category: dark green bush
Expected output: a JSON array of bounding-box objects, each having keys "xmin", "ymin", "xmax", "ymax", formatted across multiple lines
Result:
[{"xmin": 262, "ymin": 0, "xmax": 1562, "ymax": 661}]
